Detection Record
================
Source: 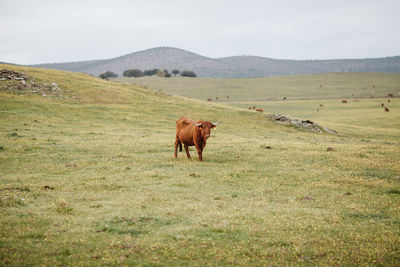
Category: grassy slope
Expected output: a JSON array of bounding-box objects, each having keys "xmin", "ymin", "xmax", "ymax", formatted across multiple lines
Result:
[
  {"xmin": 1, "ymin": 64, "xmax": 400, "ymax": 265},
  {"xmin": 120, "ymin": 72, "xmax": 400, "ymax": 101}
]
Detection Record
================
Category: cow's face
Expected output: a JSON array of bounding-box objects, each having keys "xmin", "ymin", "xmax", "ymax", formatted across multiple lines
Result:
[{"xmin": 199, "ymin": 122, "xmax": 215, "ymax": 139}]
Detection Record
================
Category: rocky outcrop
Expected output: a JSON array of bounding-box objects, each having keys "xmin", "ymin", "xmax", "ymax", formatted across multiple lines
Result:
[
  {"xmin": 0, "ymin": 69, "xmax": 65, "ymax": 98},
  {"xmin": 269, "ymin": 113, "xmax": 337, "ymax": 134}
]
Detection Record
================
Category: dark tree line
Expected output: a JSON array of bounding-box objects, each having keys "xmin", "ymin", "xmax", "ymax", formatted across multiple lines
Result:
[{"xmin": 99, "ymin": 69, "xmax": 197, "ymax": 79}]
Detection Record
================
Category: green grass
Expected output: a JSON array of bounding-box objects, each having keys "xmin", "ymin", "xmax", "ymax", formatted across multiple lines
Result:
[
  {"xmin": 1, "ymin": 64, "xmax": 400, "ymax": 265},
  {"xmin": 119, "ymin": 72, "xmax": 400, "ymax": 101}
]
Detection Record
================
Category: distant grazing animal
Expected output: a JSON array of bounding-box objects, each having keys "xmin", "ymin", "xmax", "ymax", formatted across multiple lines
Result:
[
  {"xmin": 283, "ymin": 97, "xmax": 286, "ymax": 100},
  {"xmin": 175, "ymin": 117, "xmax": 220, "ymax": 161},
  {"xmin": 388, "ymin": 93, "xmax": 394, "ymax": 97},
  {"xmin": 248, "ymin": 107, "xmax": 252, "ymax": 110},
  {"xmin": 256, "ymin": 108, "xmax": 263, "ymax": 112},
  {"xmin": 388, "ymin": 99, "xmax": 390, "ymax": 103},
  {"xmin": 207, "ymin": 98, "xmax": 212, "ymax": 101},
  {"xmin": 319, "ymin": 85, "xmax": 322, "ymax": 88},
  {"xmin": 252, "ymin": 106, "xmax": 256, "ymax": 110},
  {"xmin": 216, "ymin": 97, "xmax": 219, "ymax": 100},
  {"xmin": 385, "ymin": 107, "xmax": 389, "ymax": 112},
  {"xmin": 319, "ymin": 104, "xmax": 324, "ymax": 107},
  {"xmin": 342, "ymin": 100, "xmax": 348, "ymax": 103},
  {"xmin": 381, "ymin": 103, "xmax": 384, "ymax": 107},
  {"xmin": 227, "ymin": 96, "xmax": 229, "ymax": 99}
]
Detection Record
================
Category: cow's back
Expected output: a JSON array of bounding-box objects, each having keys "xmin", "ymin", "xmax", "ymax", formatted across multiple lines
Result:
[{"xmin": 176, "ymin": 118, "xmax": 196, "ymax": 146}]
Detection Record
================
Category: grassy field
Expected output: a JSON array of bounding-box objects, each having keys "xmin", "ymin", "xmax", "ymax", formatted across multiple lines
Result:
[
  {"xmin": 119, "ymin": 72, "xmax": 400, "ymax": 101},
  {"xmin": 1, "ymin": 64, "xmax": 400, "ymax": 265},
  {"xmin": 230, "ymin": 98, "xmax": 400, "ymax": 140}
]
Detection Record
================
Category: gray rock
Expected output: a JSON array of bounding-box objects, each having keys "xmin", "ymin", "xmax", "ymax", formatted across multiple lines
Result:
[{"xmin": 268, "ymin": 113, "xmax": 337, "ymax": 135}]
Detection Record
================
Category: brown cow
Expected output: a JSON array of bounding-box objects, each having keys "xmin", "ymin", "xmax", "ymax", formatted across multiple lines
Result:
[
  {"xmin": 385, "ymin": 107, "xmax": 389, "ymax": 112},
  {"xmin": 256, "ymin": 108, "xmax": 263, "ymax": 112},
  {"xmin": 381, "ymin": 103, "xmax": 384, "ymax": 107},
  {"xmin": 342, "ymin": 100, "xmax": 348, "ymax": 103},
  {"xmin": 174, "ymin": 117, "xmax": 220, "ymax": 161}
]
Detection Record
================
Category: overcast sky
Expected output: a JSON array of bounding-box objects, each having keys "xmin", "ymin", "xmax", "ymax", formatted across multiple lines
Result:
[{"xmin": 1, "ymin": 0, "xmax": 400, "ymax": 64}]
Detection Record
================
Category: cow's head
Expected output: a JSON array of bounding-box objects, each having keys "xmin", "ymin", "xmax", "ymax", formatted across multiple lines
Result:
[{"xmin": 192, "ymin": 120, "xmax": 221, "ymax": 139}]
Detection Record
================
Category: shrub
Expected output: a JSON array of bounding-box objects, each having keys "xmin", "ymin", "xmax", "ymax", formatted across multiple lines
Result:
[
  {"xmin": 163, "ymin": 69, "xmax": 171, "ymax": 78},
  {"xmin": 99, "ymin": 71, "xmax": 118, "ymax": 79},
  {"xmin": 172, "ymin": 69, "xmax": 180, "ymax": 76},
  {"xmin": 181, "ymin": 70, "xmax": 197, "ymax": 77},
  {"xmin": 143, "ymin": 70, "xmax": 153, "ymax": 76},
  {"xmin": 123, "ymin": 69, "xmax": 143, "ymax": 78},
  {"xmin": 156, "ymin": 70, "xmax": 165, "ymax": 77}
]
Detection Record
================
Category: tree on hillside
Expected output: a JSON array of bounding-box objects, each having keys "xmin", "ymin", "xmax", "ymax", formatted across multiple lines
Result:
[
  {"xmin": 172, "ymin": 69, "xmax": 180, "ymax": 76},
  {"xmin": 99, "ymin": 71, "xmax": 118, "ymax": 79},
  {"xmin": 123, "ymin": 69, "xmax": 143, "ymax": 78},
  {"xmin": 143, "ymin": 70, "xmax": 153, "ymax": 76},
  {"xmin": 164, "ymin": 69, "xmax": 171, "ymax": 78},
  {"xmin": 156, "ymin": 69, "xmax": 166, "ymax": 77},
  {"xmin": 181, "ymin": 70, "xmax": 197, "ymax": 77},
  {"xmin": 143, "ymin": 69, "xmax": 159, "ymax": 76}
]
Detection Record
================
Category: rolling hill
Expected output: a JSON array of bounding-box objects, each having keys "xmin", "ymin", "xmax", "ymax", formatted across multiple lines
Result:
[{"xmin": 31, "ymin": 47, "xmax": 400, "ymax": 78}]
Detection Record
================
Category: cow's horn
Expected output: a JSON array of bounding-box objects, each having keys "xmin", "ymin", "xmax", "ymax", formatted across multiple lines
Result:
[
  {"xmin": 212, "ymin": 120, "xmax": 221, "ymax": 126},
  {"xmin": 190, "ymin": 119, "xmax": 202, "ymax": 127}
]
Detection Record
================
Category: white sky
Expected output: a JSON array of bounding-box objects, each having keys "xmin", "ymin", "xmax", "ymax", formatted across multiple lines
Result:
[{"xmin": 1, "ymin": 0, "xmax": 400, "ymax": 64}]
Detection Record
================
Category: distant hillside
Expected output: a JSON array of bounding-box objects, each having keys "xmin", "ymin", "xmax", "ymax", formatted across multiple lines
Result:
[{"xmin": 31, "ymin": 47, "xmax": 400, "ymax": 78}]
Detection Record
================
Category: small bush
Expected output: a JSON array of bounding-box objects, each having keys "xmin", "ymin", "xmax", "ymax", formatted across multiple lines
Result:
[{"xmin": 99, "ymin": 71, "xmax": 118, "ymax": 79}]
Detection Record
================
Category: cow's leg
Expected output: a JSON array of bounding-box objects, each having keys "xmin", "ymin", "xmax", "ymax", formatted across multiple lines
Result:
[
  {"xmin": 184, "ymin": 144, "xmax": 191, "ymax": 159},
  {"xmin": 194, "ymin": 143, "xmax": 203, "ymax": 161},
  {"xmin": 174, "ymin": 137, "xmax": 180, "ymax": 158}
]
